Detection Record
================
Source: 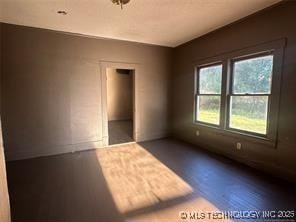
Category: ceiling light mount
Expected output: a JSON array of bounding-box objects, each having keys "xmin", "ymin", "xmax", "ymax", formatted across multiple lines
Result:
[
  {"xmin": 57, "ymin": 10, "xmax": 67, "ymax": 15},
  {"xmin": 111, "ymin": 0, "xmax": 130, "ymax": 9}
]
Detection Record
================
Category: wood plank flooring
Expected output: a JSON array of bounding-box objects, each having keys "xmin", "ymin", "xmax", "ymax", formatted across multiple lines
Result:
[{"xmin": 6, "ymin": 138, "xmax": 296, "ymax": 222}]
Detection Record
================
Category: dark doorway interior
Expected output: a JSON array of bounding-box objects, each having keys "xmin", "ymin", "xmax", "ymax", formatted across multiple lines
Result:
[
  {"xmin": 107, "ymin": 68, "xmax": 133, "ymax": 145},
  {"xmin": 108, "ymin": 120, "xmax": 133, "ymax": 145}
]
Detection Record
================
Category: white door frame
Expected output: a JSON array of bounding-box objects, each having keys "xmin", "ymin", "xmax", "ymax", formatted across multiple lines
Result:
[{"xmin": 100, "ymin": 61, "xmax": 139, "ymax": 146}]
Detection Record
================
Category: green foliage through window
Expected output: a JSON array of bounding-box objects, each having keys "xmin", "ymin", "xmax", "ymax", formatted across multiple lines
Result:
[
  {"xmin": 229, "ymin": 96, "xmax": 268, "ymax": 134},
  {"xmin": 195, "ymin": 53, "xmax": 274, "ymax": 136},
  {"xmin": 196, "ymin": 65, "xmax": 222, "ymax": 125},
  {"xmin": 197, "ymin": 96, "xmax": 220, "ymax": 125},
  {"xmin": 228, "ymin": 55, "xmax": 273, "ymax": 135},
  {"xmin": 199, "ymin": 65, "xmax": 222, "ymax": 94},
  {"xmin": 233, "ymin": 55, "xmax": 273, "ymax": 94}
]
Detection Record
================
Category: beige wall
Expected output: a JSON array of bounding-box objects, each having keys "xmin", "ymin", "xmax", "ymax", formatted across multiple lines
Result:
[
  {"xmin": 172, "ymin": 1, "xmax": 296, "ymax": 182},
  {"xmin": 107, "ymin": 69, "xmax": 132, "ymax": 121},
  {"xmin": 0, "ymin": 23, "xmax": 11, "ymax": 222},
  {"xmin": 0, "ymin": 23, "xmax": 172, "ymax": 161}
]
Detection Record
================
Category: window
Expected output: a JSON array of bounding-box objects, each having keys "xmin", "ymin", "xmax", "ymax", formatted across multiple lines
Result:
[
  {"xmin": 194, "ymin": 39, "xmax": 285, "ymax": 142},
  {"xmin": 195, "ymin": 64, "xmax": 222, "ymax": 125},
  {"xmin": 229, "ymin": 55, "xmax": 273, "ymax": 135}
]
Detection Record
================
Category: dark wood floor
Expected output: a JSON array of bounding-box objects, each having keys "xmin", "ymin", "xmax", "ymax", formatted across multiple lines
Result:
[
  {"xmin": 108, "ymin": 120, "xmax": 133, "ymax": 145},
  {"xmin": 6, "ymin": 138, "xmax": 296, "ymax": 222}
]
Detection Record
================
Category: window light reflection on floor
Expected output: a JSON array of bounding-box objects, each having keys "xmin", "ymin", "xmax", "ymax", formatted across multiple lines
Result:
[{"xmin": 96, "ymin": 143, "xmax": 231, "ymax": 222}]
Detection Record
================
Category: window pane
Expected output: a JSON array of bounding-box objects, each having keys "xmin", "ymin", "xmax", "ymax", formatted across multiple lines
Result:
[
  {"xmin": 199, "ymin": 64, "xmax": 222, "ymax": 94},
  {"xmin": 233, "ymin": 55, "xmax": 273, "ymax": 94},
  {"xmin": 197, "ymin": 96, "xmax": 221, "ymax": 125},
  {"xmin": 229, "ymin": 96, "xmax": 268, "ymax": 134}
]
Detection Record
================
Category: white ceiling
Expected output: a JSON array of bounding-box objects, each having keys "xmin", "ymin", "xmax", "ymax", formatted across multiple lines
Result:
[{"xmin": 0, "ymin": 0, "xmax": 281, "ymax": 47}]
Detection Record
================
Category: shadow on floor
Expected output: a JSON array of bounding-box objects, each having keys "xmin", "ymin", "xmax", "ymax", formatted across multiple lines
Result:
[
  {"xmin": 139, "ymin": 139, "xmax": 296, "ymax": 212},
  {"xmin": 6, "ymin": 138, "xmax": 296, "ymax": 222},
  {"xmin": 7, "ymin": 151, "xmax": 125, "ymax": 222}
]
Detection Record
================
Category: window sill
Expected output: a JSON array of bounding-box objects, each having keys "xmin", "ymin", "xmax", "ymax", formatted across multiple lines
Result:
[{"xmin": 192, "ymin": 122, "xmax": 277, "ymax": 148}]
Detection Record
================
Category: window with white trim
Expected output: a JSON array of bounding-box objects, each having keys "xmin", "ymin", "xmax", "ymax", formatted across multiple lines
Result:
[
  {"xmin": 195, "ymin": 64, "xmax": 222, "ymax": 126},
  {"xmin": 194, "ymin": 40, "xmax": 284, "ymax": 142},
  {"xmin": 228, "ymin": 54, "xmax": 273, "ymax": 135}
]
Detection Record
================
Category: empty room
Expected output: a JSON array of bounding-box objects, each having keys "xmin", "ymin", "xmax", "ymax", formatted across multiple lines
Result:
[{"xmin": 0, "ymin": 1, "xmax": 296, "ymax": 222}]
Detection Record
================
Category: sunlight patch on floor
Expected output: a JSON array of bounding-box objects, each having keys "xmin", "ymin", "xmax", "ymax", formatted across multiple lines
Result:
[{"xmin": 96, "ymin": 143, "xmax": 193, "ymax": 213}]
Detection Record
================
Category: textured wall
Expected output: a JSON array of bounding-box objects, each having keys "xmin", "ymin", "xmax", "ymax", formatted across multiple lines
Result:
[
  {"xmin": 0, "ymin": 24, "xmax": 172, "ymax": 160},
  {"xmin": 172, "ymin": 1, "xmax": 296, "ymax": 181},
  {"xmin": 107, "ymin": 69, "xmax": 132, "ymax": 121}
]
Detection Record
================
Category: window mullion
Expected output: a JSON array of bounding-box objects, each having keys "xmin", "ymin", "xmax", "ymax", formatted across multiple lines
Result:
[{"xmin": 220, "ymin": 60, "xmax": 229, "ymax": 129}]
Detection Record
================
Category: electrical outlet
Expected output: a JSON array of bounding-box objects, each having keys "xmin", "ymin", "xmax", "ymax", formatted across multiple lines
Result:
[
  {"xmin": 196, "ymin": 130, "xmax": 200, "ymax": 136},
  {"xmin": 236, "ymin": 142, "xmax": 242, "ymax": 150}
]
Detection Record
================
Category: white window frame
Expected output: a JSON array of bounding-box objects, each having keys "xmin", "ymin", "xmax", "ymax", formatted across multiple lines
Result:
[
  {"xmin": 194, "ymin": 62, "xmax": 223, "ymax": 127},
  {"xmin": 193, "ymin": 39, "xmax": 285, "ymax": 146}
]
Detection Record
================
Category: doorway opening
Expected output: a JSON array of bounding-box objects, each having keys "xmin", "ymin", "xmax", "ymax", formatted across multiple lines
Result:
[{"xmin": 106, "ymin": 68, "xmax": 134, "ymax": 145}]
